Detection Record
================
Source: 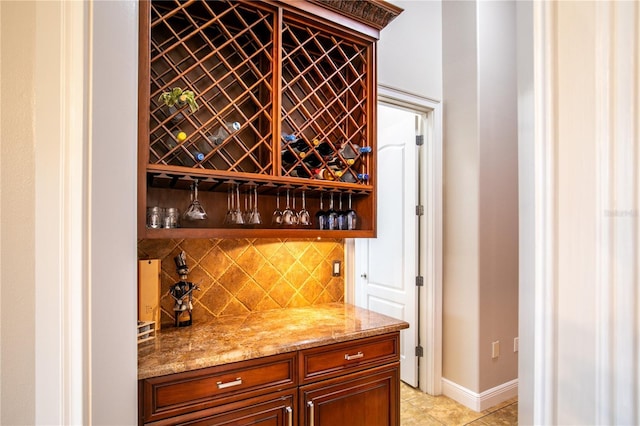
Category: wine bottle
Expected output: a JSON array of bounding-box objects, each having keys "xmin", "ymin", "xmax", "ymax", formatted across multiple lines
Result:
[
  {"xmin": 339, "ymin": 171, "xmax": 357, "ymax": 184},
  {"xmin": 288, "ymin": 165, "xmax": 311, "ymax": 178},
  {"xmin": 281, "ymin": 132, "xmax": 297, "ymax": 142},
  {"xmin": 312, "ymin": 138, "xmax": 335, "ymax": 158},
  {"xmin": 339, "ymin": 143, "xmax": 372, "ymax": 159},
  {"xmin": 287, "ymin": 138, "xmax": 311, "ymax": 155},
  {"xmin": 281, "ymin": 150, "xmax": 302, "ymax": 166},
  {"xmin": 301, "ymin": 152, "xmax": 322, "ymax": 169},
  {"xmin": 209, "ymin": 121, "xmax": 241, "ymax": 145},
  {"xmin": 312, "ymin": 168, "xmax": 335, "ymax": 181}
]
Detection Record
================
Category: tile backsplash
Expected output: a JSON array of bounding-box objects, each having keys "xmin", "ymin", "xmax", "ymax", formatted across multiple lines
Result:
[{"xmin": 138, "ymin": 238, "xmax": 344, "ymax": 327}]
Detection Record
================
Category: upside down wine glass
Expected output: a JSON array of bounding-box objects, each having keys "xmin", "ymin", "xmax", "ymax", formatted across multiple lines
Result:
[{"xmin": 183, "ymin": 180, "xmax": 207, "ymax": 221}]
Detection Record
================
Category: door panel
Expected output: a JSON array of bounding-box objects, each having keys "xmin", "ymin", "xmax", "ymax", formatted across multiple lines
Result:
[{"xmin": 355, "ymin": 102, "xmax": 421, "ymax": 387}]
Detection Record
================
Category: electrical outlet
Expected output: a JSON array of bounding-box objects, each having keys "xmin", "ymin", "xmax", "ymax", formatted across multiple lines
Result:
[
  {"xmin": 332, "ymin": 260, "xmax": 341, "ymax": 277},
  {"xmin": 514, "ymin": 337, "xmax": 519, "ymax": 352},
  {"xmin": 492, "ymin": 341, "xmax": 500, "ymax": 359}
]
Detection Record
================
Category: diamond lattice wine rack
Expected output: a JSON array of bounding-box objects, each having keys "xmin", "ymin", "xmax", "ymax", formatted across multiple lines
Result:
[{"xmin": 138, "ymin": 0, "xmax": 402, "ymax": 238}]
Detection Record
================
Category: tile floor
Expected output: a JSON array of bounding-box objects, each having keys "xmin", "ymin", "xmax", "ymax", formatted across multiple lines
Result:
[{"xmin": 400, "ymin": 383, "xmax": 518, "ymax": 425}]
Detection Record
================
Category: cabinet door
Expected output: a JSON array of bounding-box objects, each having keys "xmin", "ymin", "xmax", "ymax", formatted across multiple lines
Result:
[
  {"xmin": 147, "ymin": 390, "xmax": 296, "ymax": 426},
  {"xmin": 299, "ymin": 364, "xmax": 399, "ymax": 426}
]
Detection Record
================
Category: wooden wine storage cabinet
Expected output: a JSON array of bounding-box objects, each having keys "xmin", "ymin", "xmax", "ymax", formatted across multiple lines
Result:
[{"xmin": 138, "ymin": 0, "xmax": 402, "ymax": 239}]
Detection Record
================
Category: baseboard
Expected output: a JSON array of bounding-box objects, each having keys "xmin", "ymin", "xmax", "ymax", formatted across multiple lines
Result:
[{"xmin": 441, "ymin": 377, "xmax": 518, "ymax": 412}]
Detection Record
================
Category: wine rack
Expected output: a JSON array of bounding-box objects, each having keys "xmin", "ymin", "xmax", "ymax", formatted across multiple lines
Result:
[
  {"xmin": 138, "ymin": 0, "xmax": 402, "ymax": 238},
  {"xmin": 148, "ymin": 0, "xmax": 275, "ymax": 174}
]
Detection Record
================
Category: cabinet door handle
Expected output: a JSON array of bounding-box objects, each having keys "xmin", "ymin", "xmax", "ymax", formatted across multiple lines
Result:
[
  {"xmin": 344, "ymin": 351, "xmax": 364, "ymax": 361},
  {"xmin": 307, "ymin": 401, "xmax": 314, "ymax": 426},
  {"xmin": 216, "ymin": 377, "xmax": 242, "ymax": 389},
  {"xmin": 285, "ymin": 406, "xmax": 292, "ymax": 426}
]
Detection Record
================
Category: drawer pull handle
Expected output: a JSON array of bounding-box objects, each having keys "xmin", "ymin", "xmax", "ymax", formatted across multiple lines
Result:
[
  {"xmin": 286, "ymin": 406, "xmax": 292, "ymax": 426},
  {"xmin": 307, "ymin": 401, "xmax": 314, "ymax": 426},
  {"xmin": 344, "ymin": 351, "xmax": 364, "ymax": 361},
  {"xmin": 216, "ymin": 377, "xmax": 242, "ymax": 389}
]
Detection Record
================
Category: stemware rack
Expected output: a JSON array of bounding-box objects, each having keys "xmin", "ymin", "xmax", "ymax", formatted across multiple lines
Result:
[{"xmin": 138, "ymin": 0, "xmax": 402, "ymax": 239}]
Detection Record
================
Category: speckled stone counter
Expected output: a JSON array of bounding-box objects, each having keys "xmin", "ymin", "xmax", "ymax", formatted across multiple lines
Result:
[{"xmin": 138, "ymin": 303, "xmax": 409, "ymax": 380}]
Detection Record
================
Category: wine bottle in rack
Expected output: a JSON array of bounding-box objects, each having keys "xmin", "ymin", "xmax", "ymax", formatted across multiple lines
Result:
[
  {"xmin": 312, "ymin": 138, "xmax": 336, "ymax": 158},
  {"xmin": 339, "ymin": 142, "xmax": 372, "ymax": 160},
  {"xmin": 301, "ymin": 152, "xmax": 323, "ymax": 169},
  {"xmin": 338, "ymin": 171, "xmax": 358, "ymax": 184},
  {"xmin": 209, "ymin": 121, "xmax": 241, "ymax": 145},
  {"xmin": 289, "ymin": 165, "xmax": 311, "ymax": 178},
  {"xmin": 312, "ymin": 168, "xmax": 336, "ymax": 181}
]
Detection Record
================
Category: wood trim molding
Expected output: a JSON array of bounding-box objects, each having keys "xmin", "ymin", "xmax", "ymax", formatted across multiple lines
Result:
[
  {"xmin": 595, "ymin": 2, "xmax": 640, "ymax": 424},
  {"xmin": 441, "ymin": 378, "xmax": 518, "ymax": 412},
  {"xmin": 307, "ymin": 0, "xmax": 403, "ymax": 30}
]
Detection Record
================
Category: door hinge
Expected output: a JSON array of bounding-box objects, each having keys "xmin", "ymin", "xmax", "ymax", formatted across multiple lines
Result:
[
  {"xmin": 416, "ymin": 205, "xmax": 424, "ymax": 216},
  {"xmin": 415, "ymin": 346, "xmax": 424, "ymax": 357},
  {"xmin": 416, "ymin": 135, "xmax": 424, "ymax": 146},
  {"xmin": 416, "ymin": 276, "xmax": 424, "ymax": 287}
]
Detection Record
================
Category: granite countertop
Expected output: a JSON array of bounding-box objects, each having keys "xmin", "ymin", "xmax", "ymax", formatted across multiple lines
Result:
[{"xmin": 138, "ymin": 302, "xmax": 409, "ymax": 380}]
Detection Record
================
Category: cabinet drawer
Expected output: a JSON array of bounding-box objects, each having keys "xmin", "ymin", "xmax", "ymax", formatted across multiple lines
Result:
[
  {"xmin": 141, "ymin": 352, "xmax": 297, "ymax": 423},
  {"xmin": 299, "ymin": 333, "xmax": 400, "ymax": 384},
  {"xmin": 146, "ymin": 389, "xmax": 296, "ymax": 426}
]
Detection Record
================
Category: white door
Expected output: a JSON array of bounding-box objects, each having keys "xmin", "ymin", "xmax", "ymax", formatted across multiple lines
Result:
[{"xmin": 355, "ymin": 102, "xmax": 421, "ymax": 387}]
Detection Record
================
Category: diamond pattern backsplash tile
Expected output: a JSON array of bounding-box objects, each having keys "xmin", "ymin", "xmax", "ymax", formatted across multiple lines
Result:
[{"xmin": 138, "ymin": 238, "xmax": 344, "ymax": 327}]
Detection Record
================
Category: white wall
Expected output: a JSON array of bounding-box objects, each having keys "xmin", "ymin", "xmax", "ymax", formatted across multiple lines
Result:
[
  {"xmin": 518, "ymin": 1, "xmax": 640, "ymax": 424},
  {"xmin": 441, "ymin": 0, "xmax": 519, "ymax": 400},
  {"xmin": 0, "ymin": 1, "xmax": 138, "ymax": 424},
  {"xmin": 90, "ymin": 1, "xmax": 139, "ymax": 424},
  {"xmin": 441, "ymin": 0, "xmax": 480, "ymax": 392},
  {"xmin": 377, "ymin": 0, "xmax": 442, "ymax": 101},
  {"xmin": 1, "ymin": 2, "xmax": 37, "ymax": 424}
]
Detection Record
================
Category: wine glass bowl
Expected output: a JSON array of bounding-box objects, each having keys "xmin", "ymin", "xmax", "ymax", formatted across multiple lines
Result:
[
  {"xmin": 298, "ymin": 191, "xmax": 312, "ymax": 226},
  {"xmin": 272, "ymin": 190, "xmax": 283, "ymax": 225},
  {"xmin": 183, "ymin": 180, "xmax": 208, "ymax": 221},
  {"xmin": 282, "ymin": 189, "xmax": 296, "ymax": 225},
  {"xmin": 247, "ymin": 187, "xmax": 262, "ymax": 225}
]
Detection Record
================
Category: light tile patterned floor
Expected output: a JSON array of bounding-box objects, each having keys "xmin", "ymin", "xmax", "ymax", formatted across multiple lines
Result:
[{"xmin": 400, "ymin": 383, "xmax": 518, "ymax": 425}]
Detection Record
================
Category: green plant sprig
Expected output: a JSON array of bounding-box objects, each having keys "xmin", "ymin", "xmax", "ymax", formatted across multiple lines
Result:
[{"xmin": 158, "ymin": 87, "xmax": 198, "ymax": 113}]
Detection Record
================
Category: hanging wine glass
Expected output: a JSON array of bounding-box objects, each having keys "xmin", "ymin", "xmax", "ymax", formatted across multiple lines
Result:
[
  {"xmin": 183, "ymin": 180, "xmax": 207, "ymax": 221},
  {"xmin": 327, "ymin": 192, "xmax": 338, "ymax": 230},
  {"xmin": 299, "ymin": 191, "xmax": 312, "ymax": 226},
  {"xmin": 291, "ymin": 191, "xmax": 300, "ymax": 225},
  {"xmin": 282, "ymin": 189, "xmax": 296, "ymax": 225},
  {"xmin": 272, "ymin": 190, "xmax": 283, "ymax": 225},
  {"xmin": 315, "ymin": 192, "xmax": 327, "ymax": 230},
  {"xmin": 232, "ymin": 184, "xmax": 244, "ymax": 224},
  {"xmin": 248, "ymin": 186, "xmax": 262, "ymax": 225},
  {"xmin": 242, "ymin": 187, "xmax": 251, "ymax": 224},
  {"xmin": 224, "ymin": 186, "xmax": 234, "ymax": 225},
  {"xmin": 337, "ymin": 193, "xmax": 346, "ymax": 230},
  {"xmin": 345, "ymin": 192, "xmax": 357, "ymax": 230}
]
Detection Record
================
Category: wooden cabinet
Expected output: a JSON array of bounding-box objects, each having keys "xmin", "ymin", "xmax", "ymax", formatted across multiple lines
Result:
[
  {"xmin": 138, "ymin": 0, "xmax": 401, "ymax": 239},
  {"xmin": 140, "ymin": 353, "xmax": 297, "ymax": 424},
  {"xmin": 300, "ymin": 365, "xmax": 399, "ymax": 426},
  {"xmin": 139, "ymin": 332, "xmax": 401, "ymax": 426}
]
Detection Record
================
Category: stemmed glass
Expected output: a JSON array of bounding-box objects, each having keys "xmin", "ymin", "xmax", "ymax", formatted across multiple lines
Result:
[
  {"xmin": 336, "ymin": 193, "xmax": 346, "ymax": 230},
  {"xmin": 242, "ymin": 188, "xmax": 251, "ymax": 224},
  {"xmin": 272, "ymin": 190, "xmax": 283, "ymax": 225},
  {"xmin": 282, "ymin": 189, "xmax": 296, "ymax": 225},
  {"xmin": 224, "ymin": 186, "xmax": 234, "ymax": 224},
  {"xmin": 225, "ymin": 184, "xmax": 244, "ymax": 225},
  {"xmin": 298, "ymin": 191, "xmax": 312, "ymax": 226},
  {"xmin": 247, "ymin": 187, "xmax": 262, "ymax": 224},
  {"xmin": 315, "ymin": 192, "xmax": 327, "ymax": 230},
  {"xmin": 291, "ymin": 191, "xmax": 300, "ymax": 225},
  {"xmin": 327, "ymin": 192, "xmax": 338, "ymax": 230},
  {"xmin": 183, "ymin": 180, "xmax": 207, "ymax": 221},
  {"xmin": 345, "ymin": 192, "xmax": 357, "ymax": 230}
]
